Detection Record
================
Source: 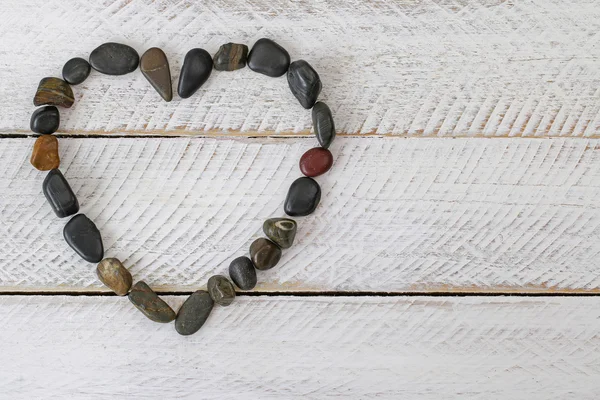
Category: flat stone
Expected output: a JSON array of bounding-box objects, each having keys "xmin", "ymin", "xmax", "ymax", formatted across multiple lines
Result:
[
  {"xmin": 43, "ymin": 169, "xmax": 79, "ymax": 218},
  {"xmin": 213, "ymin": 43, "xmax": 248, "ymax": 71},
  {"xmin": 175, "ymin": 290, "xmax": 214, "ymax": 335},
  {"xmin": 250, "ymin": 238, "xmax": 281, "ymax": 271},
  {"xmin": 284, "ymin": 177, "xmax": 321, "ymax": 217},
  {"xmin": 228, "ymin": 256, "xmax": 257, "ymax": 290},
  {"xmin": 312, "ymin": 102, "xmax": 336, "ymax": 149},
  {"xmin": 30, "ymin": 135, "xmax": 60, "ymax": 171},
  {"xmin": 89, "ymin": 43, "xmax": 139, "ymax": 75},
  {"xmin": 207, "ymin": 275, "xmax": 236, "ymax": 306},
  {"xmin": 177, "ymin": 48, "xmax": 212, "ymax": 99},
  {"xmin": 63, "ymin": 214, "xmax": 103, "ymax": 263},
  {"xmin": 97, "ymin": 258, "xmax": 132, "ymax": 296},
  {"xmin": 30, "ymin": 106, "xmax": 59, "ymax": 134},
  {"xmin": 247, "ymin": 38, "xmax": 290, "ymax": 77},
  {"xmin": 129, "ymin": 281, "xmax": 176, "ymax": 323},
  {"xmin": 299, "ymin": 147, "xmax": 333, "ymax": 177},
  {"xmin": 140, "ymin": 47, "xmax": 172, "ymax": 102},
  {"xmin": 33, "ymin": 77, "xmax": 74, "ymax": 108},
  {"xmin": 62, "ymin": 57, "xmax": 91, "ymax": 85},
  {"xmin": 263, "ymin": 218, "xmax": 297, "ymax": 249},
  {"xmin": 287, "ymin": 60, "xmax": 322, "ymax": 109}
]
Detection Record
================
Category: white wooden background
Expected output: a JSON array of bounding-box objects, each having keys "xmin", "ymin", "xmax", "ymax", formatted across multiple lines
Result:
[{"xmin": 1, "ymin": 0, "xmax": 600, "ymax": 398}]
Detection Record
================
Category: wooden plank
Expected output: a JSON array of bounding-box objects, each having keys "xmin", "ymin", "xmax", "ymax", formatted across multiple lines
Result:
[
  {"xmin": 3, "ymin": 0, "xmax": 600, "ymax": 137},
  {"xmin": 1, "ymin": 137, "xmax": 599, "ymax": 293},
  {"xmin": 0, "ymin": 295, "xmax": 598, "ymax": 398}
]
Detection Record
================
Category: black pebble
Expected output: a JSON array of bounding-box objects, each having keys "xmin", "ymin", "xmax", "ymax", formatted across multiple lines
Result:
[
  {"xmin": 312, "ymin": 102, "xmax": 336, "ymax": 148},
  {"xmin": 287, "ymin": 60, "xmax": 322, "ymax": 109},
  {"xmin": 175, "ymin": 290, "xmax": 214, "ymax": 336},
  {"xmin": 30, "ymin": 106, "xmax": 60, "ymax": 134},
  {"xmin": 247, "ymin": 38, "xmax": 290, "ymax": 77},
  {"xmin": 228, "ymin": 256, "xmax": 257, "ymax": 290},
  {"xmin": 89, "ymin": 43, "xmax": 139, "ymax": 75},
  {"xmin": 43, "ymin": 169, "xmax": 79, "ymax": 218},
  {"xmin": 284, "ymin": 177, "xmax": 321, "ymax": 217},
  {"xmin": 63, "ymin": 214, "xmax": 103, "ymax": 263},
  {"xmin": 177, "ymin": 48, "xmax": 213, "ymax": 99},
  {"xmin": 62, "ymin": 57, "xmax": 91, "ymax": 85}
]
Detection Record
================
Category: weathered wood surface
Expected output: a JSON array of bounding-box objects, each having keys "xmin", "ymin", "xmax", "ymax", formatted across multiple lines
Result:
[
  {"xmin": 3, "ymin": 0, "xmax": 600, "ymax": 137},
  {"xmin": 1, "ymin": 137, "xmax": 598, "ymax": 293},
  {"xmin": 0, "ymin": 295, "xmax": 598, "ymax": 399}
]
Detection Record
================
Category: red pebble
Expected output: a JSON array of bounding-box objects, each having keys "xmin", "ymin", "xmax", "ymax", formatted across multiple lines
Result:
[{"xmin": 299, "ymin": 147, "xmax": 333, "ymax": 177}]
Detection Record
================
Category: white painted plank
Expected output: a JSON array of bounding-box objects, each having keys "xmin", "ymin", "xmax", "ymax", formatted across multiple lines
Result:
[
  {"xmin": 0, "ymin": 295, "xmax": 598, "ymax": 399},
  {"xmin": 1, "ymin": 137, "xmax": 599, "ymax": 293},
  {"xmin": 2, "ymin": 0, "xmax": 600, "ymax": 137}
]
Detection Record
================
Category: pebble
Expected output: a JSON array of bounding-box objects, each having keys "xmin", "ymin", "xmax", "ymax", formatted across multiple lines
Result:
[
  {"xmin": 140, "ymin": 47, "xmax": 172, "ymax": 102},
  {"xmin": 30, "ymin": 106, "xmax": 59, "ymax": 134},
  {"xmin": 284, "ymin": 177, "xmax": 321, "ymax": 217},
  {"xmin": 299, "ymin": 147, "xmax": 333, "ymax": 177},
  {"xmin": 30, "ymin": 135, "xmax": 60, "ymax": 171},
  {"xmin": 89, "ymin": 43, "xmax": 139, "ymax": 75},
  {"xmin": 129, "ymin": 281, "xmax": 176, "ymax": 323},
  {"xmin": 62, "ymin": 57, "xmax": 91, "ymax": 85},
  {"xmin": 207, "ymin": 275, "xmax": 236, "ymax": 306},
  {"xmin": 213, "ymin": 43, "xmax": 248, "ymax": 71},
  {"xmin": 250, "ymin": 238, "xmax": 281, "ymax": 271},
  {"xmin": 177, "ymin": 48, "xmax": 213, "ymax": 99},
  {"xmin": 312, "ymin": 102, "xmax": 336, "ymax": 149},
  {"xmin": 287, "ymin": 60, "xmax": 322, "ymax": 109},
  {"xmin": 263, "ymin": 218, "xmax": 297, "ymax": 249},
  {"xmin": 33, "ymin": 77, "xmax": 74, "ymax": 108},
  {"xmin": 247, "ymin": 38, "xmax": 290, "ymax": 77},
  {"xmin": 228, "ymin": 256, "xmax": 257, "ymax": 290},
  {"xmin": 175, "ymin": 290, "xmax": 214, "ymax": 335},
  {"xmin": 43, "ymin": 169, "xmax": 79, "ymax": 218},
  {"xmin": 97, "ymin": 258, "xmax": 132, "ymax": 296},
  {"xmin": 63, "ymin": 214, "xmax": 104, "ymax": 263}
]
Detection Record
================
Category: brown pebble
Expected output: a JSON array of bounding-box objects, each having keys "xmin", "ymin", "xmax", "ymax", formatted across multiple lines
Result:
[
  {"xmin": 299, "ymin": 147, "xmax": 333, "ymax": 177},
  {"xmin": 213, "ymin": 43, "xmax": 248, "ymax": 71},
  {"xmin": 250, "ymin": 238, "xmax": 281, "ymax": 271},
  {"xmin": 30, "ymin": 135, "xmax": 60, "ymax": 171},
  {"xmin": 140, "ymin": 47, "xmax": 173, "ymax": 102},
  {"xmin": 33, "ymin": 77, "xmax": 74, "ymax": 108},
  {"xmin": 97, "ymin": 258, "xmax": 133, "ymax": 296},
  {"xmin": 128, "ymin": 281, "xmax": 176, "ymax": 323}
]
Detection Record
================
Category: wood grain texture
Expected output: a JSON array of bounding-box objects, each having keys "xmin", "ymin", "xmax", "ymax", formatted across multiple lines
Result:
[
  {"xmin": 1, "ymin": 137, "xmax": 599, "ymax": 293},
  {"xmin": 0, "ymin": 295, "xmax": 598, "ymax": 399},
  {"xmin": 2, "ymin": 0, "xmax": 600, "ymax": 137}
]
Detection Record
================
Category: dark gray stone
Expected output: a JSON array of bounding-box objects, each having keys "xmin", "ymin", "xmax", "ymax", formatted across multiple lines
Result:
[
  {"xmin": 284, "ymin": 177, "xmax": 321, "ymax": 217},
  {"xmin": 207, "ymin": 275, "xmax": 236, "ymax": 306},
  {"xmin": 62, "ymin": 57, "xmax": 91, "ymax": 85},
  {"xmin": 247, "ymin": 38, "xmax": 290, "ymax": 77},
  {"xmin": 228, "ymin": 256, "xmax": 257, "ymax": 290},
  {"xmin": 63, "ymin": 214, "xmax": 103, "ymax": 263},
  {"xmin": 43, "ymin": 169, "xmax": 79, "ymax": 218},
  {"xmin": 128, "ymin": 281, "xmax": 176, "ymax": 323},
  {"xmin": 30, "ymin": 106, "xmax": 59, "ymax": 135},
  {"xmin": 312, "ymin": 102, "xmax": 336, "ymax": 149},
  {"xmin": 213, "ymin": 43, "xmax": 248, "ymax": 71},
  {"xmin": 89, "ymin": 43, "xmax": 139, "ymax": 75},
  {"xmin": 263, "ymin": 218, "xmax": 297, "ymax": 249},
  {"xmin": 175, "ymin": 290, "xmax": 214, "ymax": 335},
  {"xmin": 287, "ymin": 60, "xmax": 322, "ymax": 109},
  {"xmin": 250, "ymin": 238, "xmax": 281, "ymax": 271},
  {"xmin": 177, "ymin": 48, "xmax": 213, "ymax": 99}
]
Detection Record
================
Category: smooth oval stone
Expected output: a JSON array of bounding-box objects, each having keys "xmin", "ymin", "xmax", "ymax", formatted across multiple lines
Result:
[
  {"xmin": 97, "ymin": 258, "xmax": 132, "ymax": 296},
  {"xmin": 177, "ymin": 48, "xmax": 213, "ymax": 99},
  {"xmin": 89, "ymin": 43, "xmax": 139, "ymax": 75},
  {"xmin": 43, "ymin": 169, "xmax": 79, "ymax": 218},
  {"xmin": 263, "ymin": 218, "xmax": 297, "ymax": 249},
  {"xmin": 30, "ymin": 106, "xmax": 59, "ymax": 134},
  {"xmin": 129, "ymin": 281, "xmax": 176, "ymax": 323},
  {"xmin": 140, "ymin": 47, "xmax": 172, "ymax": 102},
  {"xmin": 62, "ymin": 57, "xmax": 91, "ymax": 85},
  {"xmin": 63, "ymin": 214, "xmax": 103, "ymax": 263},
  {"xmin": 287, "ymin": 60, "xmax": 322, "ymax": 109},
  {"xmin": 250, "ymin": 238, "xmax": 281, "ymax": 271},
  {"xmin": 228, "ymin": 256, "xmax": 257, "ymax": 290},
  {"xmin": 175, "ymin": 290, "xmax": 214, "ymax": 335},
  {"xmin": 299, "ymin": 147, "xmax": 333, "ymax": 177},
  {"xmin": 213, "ymin": 43, "xmax": 248, "ymax": 71},
  {"xmin": 284, "ymin": 177, "xmax": 321, "ymax": 217},
  {"xmin": 33, "ymin": 77, "xmax": 74, "ymax": 108},
  {"xmin": 207, "ymin": 275, "xmax": 236, "ymax": 306},
  {"xmin": 30, "ymin": 135, "xmax": 60, "ymax": 171},
  {"xmin": 247, "ymin": 38, "xmax": 290, "ymax": 77},
  {"xmin": 312, "ymin": 102, "xmax": 336, "ymax": 149}
]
